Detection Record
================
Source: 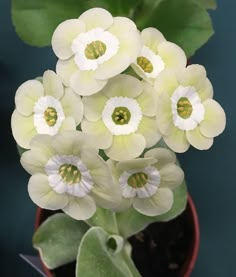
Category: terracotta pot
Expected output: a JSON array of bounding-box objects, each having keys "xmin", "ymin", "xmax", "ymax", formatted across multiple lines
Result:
[{"xmin": 35, "ymin": 194, "xmax": 200, "ymax": 277}]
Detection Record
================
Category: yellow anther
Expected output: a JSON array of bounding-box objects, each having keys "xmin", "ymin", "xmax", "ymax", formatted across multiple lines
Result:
[
  {"xmin": 48, "ymin": 119, "xmax": 55, "ymax": 126},
  {"xmin": 141, "ymin": 174, "xmax": 147, "ymax": 181}
]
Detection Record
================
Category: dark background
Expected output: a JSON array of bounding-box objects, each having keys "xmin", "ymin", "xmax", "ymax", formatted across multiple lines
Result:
[{"xmin": 0, "ymin": 0, "xmax": 235, "ymax": 276}]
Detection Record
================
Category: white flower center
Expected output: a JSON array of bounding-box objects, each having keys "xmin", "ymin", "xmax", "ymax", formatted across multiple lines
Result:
[
  {"xmin": 136, "ymin": 46, "xmax": 165, "ymax": 78},
  {"xmin": 33, "ymin": 96, "xmax": 65, "ymax": 135},
  {"xmin": 119, "ymin": 166, "xmax": 160, "ymax": 199},
  {"xmin": 102, "ymin": 96, "xmax": 143, "ymax": 135},
  {"xmin": 72, "ymin": 27, "xmax": 120, "ymax": 71},
  {"xmin": 45, "ymin": 155, "xmax": 94, "ymax": 197},
  {"xmin": 171, "ymin": 86, "xmax": 205, "ymax": 131}
]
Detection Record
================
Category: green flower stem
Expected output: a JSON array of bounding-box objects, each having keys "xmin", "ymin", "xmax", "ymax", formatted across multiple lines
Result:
[
  {"xmin": 86, "ymin": 208, "xmax": 119, "ymax": 234},
  {"xmin": 121, "ymin": 244, "xmax": 141, "ymax": 277}
]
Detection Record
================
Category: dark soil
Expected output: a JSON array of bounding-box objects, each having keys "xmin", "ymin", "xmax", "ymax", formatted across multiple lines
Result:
[
  {"xmin": 128, "ymin": 208, "xmax": 193, "ymax": 277},
  {"xmin": 41, "ymin": 206, "xmax": 193, "ymax": 277}
]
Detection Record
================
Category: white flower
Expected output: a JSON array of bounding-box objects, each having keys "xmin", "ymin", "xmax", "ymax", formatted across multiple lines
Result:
[
  {"xmin": 11, "ymin": 70, "xmax": 83, "ymax": 149},
  {"xmin": 21, "ymin": 131, "xmax": 121, "ymax": 220},
  {"xmin": 109, "ymin": 148, "xmax": 184, "ymax": 216},
  {"xmin": 52, "ymin": 8, "xmax": 141, "ymax": 96},
  {"xmin": 132, "ymin": 28, "xmax": 187, "ymax": 83},
  {"xmin": 155, "ymin": 65, "xmax": 226, "ymax": 152},
  {"xmin": 81, "ymin": 74, "xmax": 162, "ymax": 161}
]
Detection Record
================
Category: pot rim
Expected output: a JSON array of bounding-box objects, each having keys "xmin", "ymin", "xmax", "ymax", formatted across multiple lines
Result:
[
  {"xmin": 35, "ymin": 194, "xmax": 200, "ymax": 277},
  {"xmin": 181, "ymin": 194, "xmax": 200, "ymax": 277}
]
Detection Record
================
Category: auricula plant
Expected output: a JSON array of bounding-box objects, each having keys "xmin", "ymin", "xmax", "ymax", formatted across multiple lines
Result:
[{"xmin": 11, "ymin": 6, "xmax": 225, "ymax": 277}]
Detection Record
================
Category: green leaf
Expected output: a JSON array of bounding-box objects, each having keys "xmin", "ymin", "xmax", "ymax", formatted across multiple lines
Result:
[
  {"xmin": 134, "ymin": 0, "xmax": 214, "ymax": 57},
  {"xmin": 116, "ymin": 181, "xmax": 187, "ymax": 238},
  {"xmin": 76, "ymin": 227, "xmax": 141, "ymax": 277},
  {"xmin": 86, "ymin": 208, "xmax": 119, "ymax": 234},
  {"xmin": 33, "ymin": 213, "xmax": 89, "ymax": 269},
  {"xmin": 11, "ymin": 0, "xmax": 141, "ymax": 47},
  {"xmin": 194, "ymin": 0, "xmax": 217, "ymax": 10}
]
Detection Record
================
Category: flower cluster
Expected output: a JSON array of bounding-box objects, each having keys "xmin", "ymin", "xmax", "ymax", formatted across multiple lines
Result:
[{"xmin": 11, "ymin": 8, "xmax": 226, "ymax": 220}]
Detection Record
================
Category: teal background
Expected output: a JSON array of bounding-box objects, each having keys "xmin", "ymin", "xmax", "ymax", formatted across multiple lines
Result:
[{"xmin": 0, "ymin": 0, "xmax": 235, "ymax": 276}]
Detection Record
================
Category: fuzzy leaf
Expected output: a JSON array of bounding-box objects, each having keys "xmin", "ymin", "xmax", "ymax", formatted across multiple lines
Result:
[
  {"xmin": 11, "ymin": 0, "xmax": 141, "ymax": 47},
  {"xmin": 116, "ymin": 181, "xmax": 187, "ymax": 238},
  {"xmin": 33, "ymin": 213, "xmax": 89, "ymax": 269},
  {"xmin": 86, "ymin": 208, "xmax": 119, "ymax": 234},
  {"xmin": 134, "ymin": 0, "xmax": 214, "ymax": 57},
  {"xmin": 76, "ymin": 227, "xmax": 141, "ymax": 277}
]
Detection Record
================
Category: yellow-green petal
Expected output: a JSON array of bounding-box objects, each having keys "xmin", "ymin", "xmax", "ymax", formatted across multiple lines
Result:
[
  {"xmin": 52, "ymin": 19, "xmax": 85, "ymax": 60},
  {"xmin": 164, "ymin": 126, "xmax": 190, "ymax": 153},
  {"xmin": 70, "ymin": 70, "xmax": 107, "ymax": 96},
  {"xmin": 21, "ymin": 143, "xmax": 52, "ymax": 175},
  {"xmin": 198, "ymin": 78, "xmax": 214, "ymax": 101},
  {"xmin": 154, "ymin": 69, "xmax": 179, "ymax": 97},
  {"xmin": 144, "ymin": 148, "xmax": 176, "ymax": 168},
  {"xmin": 79, "ymin": 8, "xmax": 113, "ymax": 31},
  {"xmin": 186, "ymin": 126, "xmax": 213, "ymax": 150},
  {"xmin": 56, "ymin": 58, "xmax": 78, "ymax": 87},
  {"xmin": 108, "ymin": 16, "xmax": 137, "ymax": 35},
  {"xmin": 61, "ymin": 88, "xmax": 83, "ymax": 125},
  {"xmin": 95, "ymin": 53, "xmax": 131, "ymax": 80},
  {"xmin": 156, "ymin": 92, "xmax": 173, "ymax": 135},
  {"xmin": 11, "ymin": 110, "xmax": 37, "ymax": 149},
  {"xmin": 101, "ymin": 74, "xmax": 143, "ymax": 99},
  {"xmin": 141, "ymin": 27, "xmax": 166, "ymax": 52},
  {"xmin": 82, "ymin": 93, "xmax": 107, "ymax": 121},
  {"xmin": 137, "ymin": 117, "xmax": 162, "ymax": 148},
  {"xmin": 117, "ymin": 157, "xmax": 157, "ymax": 172},
  {"xmin": 52, "ymin": 131, "xmax": 96, "ymax": 156},
  {"xmin": 136, "ymin": 82, "xmax": 157, "ymax": 116},
  {"xmin": 200, "ymin": 99, "xmax": 226, "ymax": 137},
  {"xmin": 176, "ymin": 64, "xmax": 206, "ymax": 90},
  {"xmin": 114, "ymin": 197, "xmax": 133, "ymax": 212},
  {"xmin": 28, "ymin": 174, "xmax": 68, "ymax": 210},
  {"xmin": 42, "ymin": 70, "xmax": 64, "ymax": 100},
  {"xmin": 105, "ymin": 134, "xmax": 146, "ymax": 161},
  {"xmin": 116, "ymin": 30, "xmax": 141, "ymax": 62},
  {"xmin": 133, "ymin": 188, "xmax": 173, "ymax": 216},
  {"xmin": 81, "ymin": 119, "xmax": 113, "ymax": 149},
  {"xmin": 21, "ymin": 135, "xmax": 55, "ymax": 174},
  {"xmin": 62, "ymin": 195, "xmax": 96, "ymax": 220},
  {"xmin": 159, "ymin": 164, "xmax": 184, "ymax": 189},
  {"xmin": 30, "ymin": 134, "xmax": 55, "ymax": 155},
  {"xmin": 15, "ymin": 80, "xmax": 44, "ymax": 116},
  {"xmin": 81, "ymin": 149, "xmax": 121, "ymax": 209},
  {"xmin": 158, "ymin": 41, "xmax": 187, "ymax": 70},
  {"xmin": 59, "ymin": 117, "xmax": 76, "ymax": 132}
]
